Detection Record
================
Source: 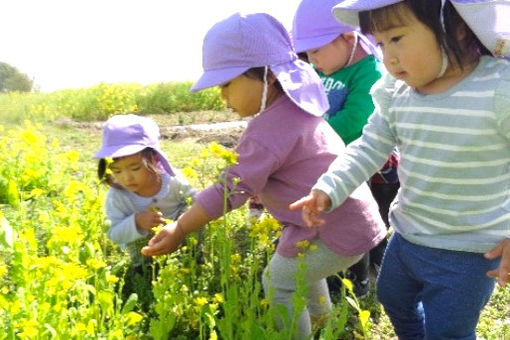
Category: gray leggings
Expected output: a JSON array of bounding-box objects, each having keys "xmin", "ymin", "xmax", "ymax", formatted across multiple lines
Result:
[{"xmin": 262, "ymin": 239, "xmax": 362, "ymax": 339}]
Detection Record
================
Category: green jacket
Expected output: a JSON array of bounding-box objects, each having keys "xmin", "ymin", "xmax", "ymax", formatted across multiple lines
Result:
[{"xmin": 319, "ymin": 55, "xmax": 384, "ymax": 145}]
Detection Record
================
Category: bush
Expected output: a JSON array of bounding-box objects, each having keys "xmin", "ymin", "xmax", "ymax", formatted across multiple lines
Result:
[{"xmin": 0, "ymin": 81, "xmax": 225, "ymax": 123}]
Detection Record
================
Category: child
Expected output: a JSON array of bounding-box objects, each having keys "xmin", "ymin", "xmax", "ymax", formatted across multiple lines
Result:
[
  {"xmin": 141, "ymin": 12, "xmax": 386, "ymax": 339},
  {"xmin": 292, "ymin": 0, "xmax": 400, "ymax": 298},
  {"xmin": 94, "ymin": 114, "xmax": 196, "ymax": 268},
  {"xmin": 291, "ymin": 0, "xmax": 510, "ymax": 338}
]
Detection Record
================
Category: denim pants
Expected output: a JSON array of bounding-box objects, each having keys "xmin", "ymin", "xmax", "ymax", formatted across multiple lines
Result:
[{"xmin": 376, "ymin": 233, "xmax": 499, "ymax": 340}]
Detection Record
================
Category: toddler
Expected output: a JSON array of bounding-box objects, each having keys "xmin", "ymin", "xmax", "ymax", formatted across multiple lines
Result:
[
  {"xmin": 292, "ymin": 0, "xmax": 510, "ymax": 338},
  {"xmin": 292, "ymin": 0, "xmax": 400, "ymax": 297},
  {"xmin": 94, "ymin": 114, "xmax": 196, "ymax": 268},
  {"xmin": 142, "ymin": 12, "xmax": 386, "ymax": 339}
]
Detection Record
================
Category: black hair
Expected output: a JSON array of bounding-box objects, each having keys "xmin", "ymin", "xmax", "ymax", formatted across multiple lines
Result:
[
  {"xmin": 359, "ymin": 0, "xmax": 490, "ymax": 69},
  {"xmin": 97, "ymin": 147, "xmax": 160, "ymax": 189},
  {"xmin": 243, "ymin": 67, "xmax": 284, "ymax": 93}
]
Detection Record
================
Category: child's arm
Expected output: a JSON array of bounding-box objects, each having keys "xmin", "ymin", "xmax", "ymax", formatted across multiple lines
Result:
[
  {"xmin": 484, "ymin": 238, "xmax": 510, "ymax": 286},
  {"xmin": 106, "ymin": 190, "xmax": 165, "ymax": 244},
  {"xmin": 141, "ymin": 202, "xmax": 210, "ymax": 256}
]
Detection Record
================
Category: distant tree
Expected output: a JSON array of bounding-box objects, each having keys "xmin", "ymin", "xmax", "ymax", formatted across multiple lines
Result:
[{"xmin": 0, "ymin": 62, "xmax": 33, "ymax": 92}]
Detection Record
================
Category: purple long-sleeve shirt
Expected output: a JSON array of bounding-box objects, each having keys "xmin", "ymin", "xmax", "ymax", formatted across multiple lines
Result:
[{"xmin": 196, "ymin": 95, "xmax": 385, "ymax": 257}]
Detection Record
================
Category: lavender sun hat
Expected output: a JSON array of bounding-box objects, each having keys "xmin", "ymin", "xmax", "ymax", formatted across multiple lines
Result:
[
  {"xmin": 190, "ymin": 12, "xmax": 329, "ymax": 117},
  {"xmin": 93, "ymin": 114, "xmax": 175, "ymax": 176},
  {"xmin": 291, "ymin": 0, "xmax": 381, "ymax": 59},
  {"xmin": 332, "ymin": 0, "xmax": 510, "ymax": 60}
]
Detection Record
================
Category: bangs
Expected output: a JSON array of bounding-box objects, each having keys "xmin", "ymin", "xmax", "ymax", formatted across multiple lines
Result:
[{"xmin": 359, "ymin": 2, "xmax": 412, "ymax": 35}]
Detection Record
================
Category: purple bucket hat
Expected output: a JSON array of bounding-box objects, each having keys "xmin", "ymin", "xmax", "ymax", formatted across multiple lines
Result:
[
  {"xmin": 191, "ymin": 12, "xmax": 329, "ymax": 117},
  {"xmin": 332, "ymin": 0, "xmax": 510, "ymax": 59},
  {"xmin": 93, "ymin": 114, "xmax": 175, "ymax": 176},
  {"xmin": 291, "ymin": 0, "xmax": 381, "ymax": 59}
]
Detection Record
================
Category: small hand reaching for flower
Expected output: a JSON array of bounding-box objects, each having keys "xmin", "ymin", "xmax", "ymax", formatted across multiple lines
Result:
[
  {"xmin": 135, "ymin": 210, "xmax": 166, "ymax": 232},
  {"xmin": 141, "ymin": 221, "xmax": 187, "ymax": 256},
  {"xmin": 289, "ymin": 189, "xmax": 331, "ymax": 227}
]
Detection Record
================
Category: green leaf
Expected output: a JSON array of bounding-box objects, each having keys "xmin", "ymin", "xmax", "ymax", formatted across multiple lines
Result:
[
  {"xmin": 6, "ymin": 180, "xmax": 19, "ymax": 208},
  {"xmin": 0, "ymin": 213, "xmax": 14, "ymax": 249},
  {"xmin": 121, "ymin": 293, "xmax": 138, "ymax": 314}
]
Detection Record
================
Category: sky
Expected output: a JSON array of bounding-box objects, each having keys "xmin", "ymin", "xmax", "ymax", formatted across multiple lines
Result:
[{"xmin": 1, "ymin": 0, "xmax": 301, "ymax": 92}]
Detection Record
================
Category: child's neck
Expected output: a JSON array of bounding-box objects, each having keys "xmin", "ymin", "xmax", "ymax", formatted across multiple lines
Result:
[
  {"xmin": 417, "ymin": 58, "xmax": 480, "ymax": 95},
  {"xmin": 136, "ymin": 173, "xmax": 162, "ymax": 197}
]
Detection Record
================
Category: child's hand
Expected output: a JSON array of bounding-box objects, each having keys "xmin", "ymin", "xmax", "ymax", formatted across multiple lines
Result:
[
  {"xmin": 289, "ymin": 189, "xmax": 331, "ymax": 227},
  {"xmin": 141, "ymin": 222, "xmax": 186, "ymax": 256},
  {"xmin": 485, "ymin": 238, "xmax": 510, "ymax": 287},
  {"xmin": 135, "ymin": 210, "xmax": 166, "ymax": 232}
]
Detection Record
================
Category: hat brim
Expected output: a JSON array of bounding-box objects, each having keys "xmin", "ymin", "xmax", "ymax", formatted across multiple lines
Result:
[
  {"xmin": 94, "ymin": 145, "xmax": 175, "ymax": 176},
  {"xmin": 190, "ymin": 66, "xmax": 250, "ymax": 92},
  {"xmin": 451, "ymin": 0, "xmax": 510, "ymax": 59},
  {"xmin": 293, "ymin": 33, "xmax": 339, "ymax": 53},
  {"xmin": 94, "ymin": 144, "xmax": 147, "ymax": 160},
  {"xmin": 332, "ymin": 0, "xmax": 403, "ymax": 27}
]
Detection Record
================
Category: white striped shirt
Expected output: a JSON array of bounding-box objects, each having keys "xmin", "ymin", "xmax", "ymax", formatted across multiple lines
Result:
[{"xmin": 315, "ymin": 56, "xmax": 510, "ymax": 252}]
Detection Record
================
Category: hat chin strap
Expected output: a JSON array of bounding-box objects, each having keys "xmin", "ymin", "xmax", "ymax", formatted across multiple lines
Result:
[
  {"xmin": 437, "ymin": 48, "xmax": 449, "ymax": 78},
  {"xmin": 258, "ymin": 66, "xmax": 269, "ymax": 114},
  {"xmin": 345, "ymin": 32, "xmax": 359, "ymax": 68},
  {"xmin": 436, "ymin": 0, "xmax": 449, "ymax": 78}
]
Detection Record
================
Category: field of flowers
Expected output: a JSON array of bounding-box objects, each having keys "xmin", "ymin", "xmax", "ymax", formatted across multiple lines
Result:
[{"xmin": 0, "ymin": 84, "xmax": 508, "ymax": 339}]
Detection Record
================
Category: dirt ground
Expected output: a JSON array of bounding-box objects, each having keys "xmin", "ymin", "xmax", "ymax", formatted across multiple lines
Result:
[{"xmin": 59, "ymin": 110, "xmax": 247, "ymax": 148}]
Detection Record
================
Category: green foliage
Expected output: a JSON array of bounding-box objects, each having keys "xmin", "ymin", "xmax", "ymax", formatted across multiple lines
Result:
[
  {"xmin": 0, "ymin": 122, "xmax": 508, "ymax": 340},
  {"xmin": 0, "ymin": 62, "xmax": 33, "ymax": 93},
  {"xmin": 137, "ymin": 81, "xmax": 224, "ymax": 115},
  {"xmin": 0, "ymin": 81, "xmax": 225, "ymax": 123}
]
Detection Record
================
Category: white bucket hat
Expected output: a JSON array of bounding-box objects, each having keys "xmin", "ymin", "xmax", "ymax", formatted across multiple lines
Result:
[
  {"xmin": 332, "ymin": 0, "xmax": 510, "ymax": 59},
  {"xmin": 451, "ymin": 0, "xmax": 510, "ymax": 59}
]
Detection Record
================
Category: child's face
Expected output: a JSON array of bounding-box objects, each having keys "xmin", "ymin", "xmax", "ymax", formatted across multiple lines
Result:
[
  {"xmin": 372, "ymin": 8, "xmax": 445, "ymax": 93},
  {"xmin": 219, "ymin": 75, "xmax": 265, "ymax": 117},
  {"xmin": 306, "ymin": 34, "xmax": 353, "ymax": 75},
  {"xmin": 110, "ymin": 153, "xmax": 159, "ymax": 196}
]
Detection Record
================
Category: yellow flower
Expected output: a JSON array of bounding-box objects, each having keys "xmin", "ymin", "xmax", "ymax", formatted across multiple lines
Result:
[
  {"xmin": 296, "ymin": 240, "xmax": 310, "ymax": 251},
  {"xmin": 106, "ymin": 274, "xmax": 119, "ymax": 284},
  {"xmin": 152, "ymin": 225, "xmax": 164, "ymax": 234},
  {"xmin": 0, "ymin": 263, "xmax": 7, "ymax": 277},
  {"xmin": 213, "ymin": 293, "xmax": 224, "ymax": 304},
  {"xmin": 16, "ymin": 319, "xmax": 39, "ymax": 338},
  {"xmin": 86, "ymin": 258, "xmax": 107, "ymax": 271},
  {"xmin": 182, "ymin": 167, "xmax": 198, "ymax": 179},
  {"xmin": 342, "ymin": 278, "xmax": 354, "ymax": 293},
  {"xmin": 195, "ymin": 296, "xmax": 208, "ymax": 307}
]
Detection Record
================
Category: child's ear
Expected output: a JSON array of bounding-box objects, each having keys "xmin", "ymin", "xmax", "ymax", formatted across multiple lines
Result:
[
  {"xmin": 151, "ymin": 152, "xmax": 159, "ymax": 165},
  {"xmin": 342, "ymin": 32, "xmax": 357, "ymax": 45}
]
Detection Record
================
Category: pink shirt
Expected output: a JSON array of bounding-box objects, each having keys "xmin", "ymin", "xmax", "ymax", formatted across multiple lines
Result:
[{"xmin": 196, "ymin": 96, "xmax": 386, "ymax": 257}]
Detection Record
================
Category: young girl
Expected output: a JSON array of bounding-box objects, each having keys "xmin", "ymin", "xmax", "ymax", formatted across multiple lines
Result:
[
  {"xmin": 141, "ymin": 12, "xmax": 386, "ymax": 339},
  {"xmin": 291, "ymin": 0, "xmax": 510, "ymax": 338},
  {"xmin": 292, "ymin": 0, "xmax": 400, "ymax": 298},
  {"xmin": 94, "ymin": 114, "xmax": 196, "ymax": 268}
]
